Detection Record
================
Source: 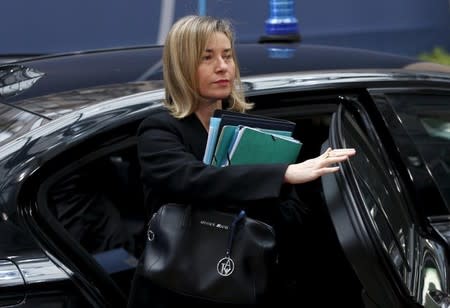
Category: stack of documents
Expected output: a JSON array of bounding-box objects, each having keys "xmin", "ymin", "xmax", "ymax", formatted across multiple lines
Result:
[{"xmin": 203, "ymin": 110, "xmax": 302, "ymax": 166}]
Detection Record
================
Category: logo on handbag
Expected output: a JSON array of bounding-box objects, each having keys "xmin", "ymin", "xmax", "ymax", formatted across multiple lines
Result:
[
  {"xmin": 200, "ymin": 220, "xmax": 229, "ymax": 230},
  {"xmin": 217, "ymin": 257, "xmax": 234, "ymax": 276}
]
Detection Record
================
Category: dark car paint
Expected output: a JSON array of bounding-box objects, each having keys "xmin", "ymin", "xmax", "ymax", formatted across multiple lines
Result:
[
  {"xmin": 1, "ymin": 44, "xmax": 418, "ymax": 105},
  {"xmin": 1, "ymin": 44, "xmax": 450, "ymax": 307}
]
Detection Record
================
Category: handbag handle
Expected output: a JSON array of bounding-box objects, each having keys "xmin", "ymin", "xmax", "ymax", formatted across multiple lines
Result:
[
  {"xmin": 180, "ymin": 205, "xmax": 246, "ymax": 258},
  {"xmin": 226, "ymin": 210, "xmax": 246, "ymax": 257},
  {"xmin": 181, "ymin": 205, "xmax": 193, "ymax": 228}
]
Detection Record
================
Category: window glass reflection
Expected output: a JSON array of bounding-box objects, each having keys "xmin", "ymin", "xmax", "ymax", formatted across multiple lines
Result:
[
  {"xmin": 386, "ymin": 93, "xmax": 450, "ymax": 209},
  {"xmin": 421, "ymin": 117, "xmax": 450, "ymax": 141}
]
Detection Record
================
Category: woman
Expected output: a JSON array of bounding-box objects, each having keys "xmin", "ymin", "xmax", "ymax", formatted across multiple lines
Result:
[{"xmin": 128, "ymin": 15, "xmax": 355, "ymax": 307}]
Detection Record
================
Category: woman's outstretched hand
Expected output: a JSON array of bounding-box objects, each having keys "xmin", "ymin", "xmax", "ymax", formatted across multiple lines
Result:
[{"xmin": 284, "ymin": 147, "xmax": 356, "ymax": 184}]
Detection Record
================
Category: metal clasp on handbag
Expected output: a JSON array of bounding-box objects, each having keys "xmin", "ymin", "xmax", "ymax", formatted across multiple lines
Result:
[
  {"xmin": 147, "ymin": 229, "xmax": 155, "ymax": 241},
  {"xmin": 147, "ymin": 212, "xmax": 157, "ymax": 241},
  {"xmin": 217, "ymin": 210, "xmax": 246, "ymax": 277}
]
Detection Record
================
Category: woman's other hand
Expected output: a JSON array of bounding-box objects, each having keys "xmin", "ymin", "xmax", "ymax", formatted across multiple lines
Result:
[{"xmin": 284, "ymin": 147, "xmax": 356, "ymax": 184}]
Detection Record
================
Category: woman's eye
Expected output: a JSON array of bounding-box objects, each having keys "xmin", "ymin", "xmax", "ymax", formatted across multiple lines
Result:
[{"xmin": 201, "ymin": 55, "xmax": 212, "ymax": 61}]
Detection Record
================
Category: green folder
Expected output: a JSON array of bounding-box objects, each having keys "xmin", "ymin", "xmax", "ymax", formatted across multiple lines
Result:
[
  {"xmin": 212, "ymin": 125, "xmax": 294, "ymax": 166},
  {"xmin": 228, "ymin": 126, "xmax": 302, "ymax": 165}
]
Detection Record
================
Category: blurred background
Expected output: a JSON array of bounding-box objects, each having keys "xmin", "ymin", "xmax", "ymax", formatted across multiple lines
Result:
[{"xmin": 2, "ymin": 0, "xmax": 450, "ymax": 62}]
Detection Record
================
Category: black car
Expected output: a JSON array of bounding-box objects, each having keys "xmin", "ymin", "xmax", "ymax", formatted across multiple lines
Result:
[{"xmin": 1, "ymin": 43, "xmax": 450, "ymax": 307}]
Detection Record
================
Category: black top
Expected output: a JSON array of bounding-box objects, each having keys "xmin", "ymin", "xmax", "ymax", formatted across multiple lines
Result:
[{"xmin": 136, "ymin": 107, "xmax": 307, "ymax": 225}]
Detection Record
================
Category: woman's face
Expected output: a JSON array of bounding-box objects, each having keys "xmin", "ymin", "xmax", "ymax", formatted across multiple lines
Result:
[{"xmin": 197, "ymin": 32, "xmax": 235, "ymax": 103}]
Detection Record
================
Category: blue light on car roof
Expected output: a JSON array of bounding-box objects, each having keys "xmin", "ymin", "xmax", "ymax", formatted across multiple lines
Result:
[
  {"xmin": 198, "ymin": 0, "xmax": 206, "ymax": 16},
  {"xmin": 267, "ymin": 47, "xmax": 296, "ymax": 59},
  {"xmin": 265, "ymin": 0, "xmax": 299, "ymax": 36}
]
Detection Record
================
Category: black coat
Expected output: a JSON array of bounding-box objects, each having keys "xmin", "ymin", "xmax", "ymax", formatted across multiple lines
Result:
[
  {"xmin": 130, "ymin": 106, "xmax": 310, "ymax": 307},
  {"xmin": 137, "ymin": 107, "xmax": 306, "ymax": 225}
]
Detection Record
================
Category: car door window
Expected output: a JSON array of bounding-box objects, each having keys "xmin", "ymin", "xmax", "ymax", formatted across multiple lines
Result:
[
  {"xmin": 369, "ymin": 90, "xmax": 450, "ymax": 215},
  {"xmin": 383, "ymin": 93, "xmax": 450, "ymax": 211}
]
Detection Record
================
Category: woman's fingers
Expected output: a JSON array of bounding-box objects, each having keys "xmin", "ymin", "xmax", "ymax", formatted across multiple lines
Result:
[
  {"xmin": 322, "ymin": 147, "xmax": 332, "ymax": 158},
  {"xmin": 284, "ymin": 148, "xmax": 356, "ymax": 184},
  {"xmin": 323, "ymin": 148, "xmax": 356, "ymax": 159}
]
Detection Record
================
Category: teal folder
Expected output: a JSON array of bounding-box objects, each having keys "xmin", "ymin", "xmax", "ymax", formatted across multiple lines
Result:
[
  {"xmin": 227, "ymin": 126, "xmax": 302, "ymax": 165},
  {"xmin": 212, "ymin": 125, "xmax": 237, "ymax": 167},
  {"xmin": 212, "ymin": 125, "xmax": 294, "ymax": 167}
]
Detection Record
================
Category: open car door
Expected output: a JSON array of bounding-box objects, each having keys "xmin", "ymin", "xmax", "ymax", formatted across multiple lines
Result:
[{"xmin": 321, "ymin": 99, "xmax": 450, "ymax": 308}]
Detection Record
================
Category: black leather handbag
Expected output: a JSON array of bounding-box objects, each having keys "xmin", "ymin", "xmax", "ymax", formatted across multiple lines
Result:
[{"xmin": 138, "ymin": 203, "xmax": 277, "ymax": 304}]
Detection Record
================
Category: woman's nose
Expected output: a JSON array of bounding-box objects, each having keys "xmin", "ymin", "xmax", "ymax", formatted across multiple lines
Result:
[{"xmin": 215, "ymin": 57, "xmax": 228, "ymax": 71}]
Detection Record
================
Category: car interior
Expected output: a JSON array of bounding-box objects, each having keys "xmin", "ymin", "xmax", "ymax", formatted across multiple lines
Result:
[{"xmin": 35, "ymin": 90, "xmax": 367, "ymax": 305}]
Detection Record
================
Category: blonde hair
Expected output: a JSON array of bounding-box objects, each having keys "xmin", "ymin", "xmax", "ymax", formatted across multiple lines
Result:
[{"xmin": 162, "ymin": 15, "xmax": 252, "ymax": 118}]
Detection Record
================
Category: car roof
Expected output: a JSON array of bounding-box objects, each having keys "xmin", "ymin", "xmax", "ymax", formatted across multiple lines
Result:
[{"xmin": 1, "ymin": 43, "xmax": 427, "ymax": 103}]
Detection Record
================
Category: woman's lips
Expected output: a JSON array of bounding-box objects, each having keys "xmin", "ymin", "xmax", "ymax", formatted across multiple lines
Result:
[{"xmin": 214, "ymin": 79, "xmax": 230, "ymax": 86}]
